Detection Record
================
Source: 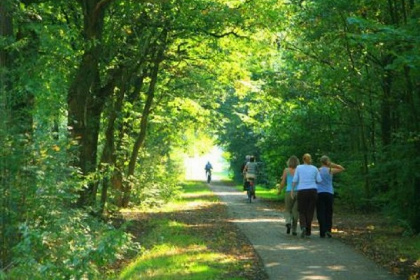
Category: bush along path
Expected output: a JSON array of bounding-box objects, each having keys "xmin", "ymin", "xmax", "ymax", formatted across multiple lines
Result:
[{"xmin": 207, "ymin": 181, "xmax": 402, "ymax": 280}]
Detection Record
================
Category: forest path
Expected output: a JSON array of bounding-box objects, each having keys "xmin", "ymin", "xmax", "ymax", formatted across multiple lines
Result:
[{"xmin": 207, "ymin": 180, "xmax": 400, "ymax": 280}]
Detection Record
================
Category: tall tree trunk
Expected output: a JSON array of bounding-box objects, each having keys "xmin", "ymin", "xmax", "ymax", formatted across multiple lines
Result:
[
  {"xmin": 98, "ymin": 74, "xmax": 126, "ymax": 214},
  {"xmin": 121, "ymin": 33, "xmax": 167, "ymax": 207},
  {"xmin": 356, "ymin": 109, "xmax": 371, "ymax": 199},
  {"xmin": 0, "ymin": 0, "xmax": 14, "ymax": 269},
  {"xmin": 381, "ymin": 70, "xmax": 393, "ymax": 148},
  {"xmin": 68, "ymin": 0, "xmax": 111, "ymax": 207},
  {"xmin": 1, "ymin": 0, "xmax": 37, "ymax": 269}
]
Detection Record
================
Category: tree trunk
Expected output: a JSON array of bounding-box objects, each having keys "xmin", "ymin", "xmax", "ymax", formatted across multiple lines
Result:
[
  {"xmin": 0, "ymin": 0, "xmax": 13, "ymax": 269},
  {"xmin": 381, "ymin": 70, "xmax": 393, "ymax": 149},
  {"xmin": 121, "ymin": 33, "xmax": 167, "ymax": 207},
  {"xmin": 98, "ymin": 75, "xmax": 126, "ymax": 214},
  {"xmin": 68, "ymin": 0, "xmax": 110, "ymax": 207},
  {"xmin": 356, "ymin": 109, "xmax": 371, "ymax": 199}
]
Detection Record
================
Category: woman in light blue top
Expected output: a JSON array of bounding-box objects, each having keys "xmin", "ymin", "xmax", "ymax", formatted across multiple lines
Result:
[
  {"xmin": 317, "ymin": 155, "xmax": 345, "ymax": 238},
  {"xmin": 292, "ymin": 153, "xmax": 322, "ymax": 238},
  {"xmin": 278, "ymin": 156, "xmax": 300, "ymax": 235}
]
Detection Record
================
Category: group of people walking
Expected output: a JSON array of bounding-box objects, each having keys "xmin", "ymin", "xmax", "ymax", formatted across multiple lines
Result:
[{"xmin": 278, "ymin": 153, "xmax": 344, "ymax": 238}]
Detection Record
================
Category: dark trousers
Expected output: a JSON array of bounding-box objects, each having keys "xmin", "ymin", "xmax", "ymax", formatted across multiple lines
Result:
[
  {"xmin": 297, "ymin": 189, "xmax": 317, "ymax": 235},
  {"xmin": 317, "ymin": 192, "xmax": 334, "ymax": 237}
]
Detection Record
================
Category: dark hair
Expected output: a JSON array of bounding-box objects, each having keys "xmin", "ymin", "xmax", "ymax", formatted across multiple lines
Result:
[
  {"xmin": 250, "ymin": 156, "xmax": 255, "ymax": 162},
  {"xmin": 287, "ymin": 155, "xmax": 299, "ymax": 168}
]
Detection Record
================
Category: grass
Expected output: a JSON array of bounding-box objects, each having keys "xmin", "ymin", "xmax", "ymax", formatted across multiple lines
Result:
[
  {"xmin": 117, "ymin": 181, "xmax": 266, "ymax": 280},
  {"xmin": 119, "ymin": 220, "xmax": 224, "ymax": 280}
]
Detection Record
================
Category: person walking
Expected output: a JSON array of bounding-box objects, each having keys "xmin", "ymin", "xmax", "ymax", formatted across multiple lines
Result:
[
  {"xmin": 278, "ymin": 156, "xmax": 300, "ymax": 236},
  {"xmin": 291, "ymin": 153, "xmax": 322, "ymax": 238},
  {"xmin": 317, "ymin": 155, "xmax": 345, "ymax": 238}
]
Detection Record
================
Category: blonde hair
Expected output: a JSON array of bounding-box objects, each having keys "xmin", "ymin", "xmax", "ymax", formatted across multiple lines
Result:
[
  {"xmin": 302, "ymin": 153, "xmax": 312, "ymax": 164},
  {"xmin": 287, "ymin": 155, "xmax": 300, "ymax": 168}
]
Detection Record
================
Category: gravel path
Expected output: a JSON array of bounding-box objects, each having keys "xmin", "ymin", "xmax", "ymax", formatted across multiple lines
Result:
[{"xmin": 208, "ymin": 181, "xmax": 401, "ymax": 280}]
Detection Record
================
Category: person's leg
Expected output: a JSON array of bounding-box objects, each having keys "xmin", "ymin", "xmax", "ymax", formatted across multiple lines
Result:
[
  {"xmin": 285, "ymin": 192, "xmax": 293, "ymax": 224},
  {"xmin": 317, "ymin": 193, "xmax": 327, "ymax": 237},
  {"xmin": 291, "ymin": 196, "xmax": 299, "ymax": 234},
  {"xmin": 325, "ymin": 194, "xmax": 334, "ymax": 235},
  {"xmin": 297, "ymin": 190, "xmax": 309, "ymax": 237},
  {"xmin": 284, "ymin": 192, "xmax": 293, "ymax": 233},
  {"xmin": 305, "ymin": 189, "xmax": 318, "ymax": 236}
]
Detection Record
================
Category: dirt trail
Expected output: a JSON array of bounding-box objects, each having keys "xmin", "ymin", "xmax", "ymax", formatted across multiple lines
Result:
[{"xmin": 208, "ymin": 180, "xmax": 401, "ymax": 280}]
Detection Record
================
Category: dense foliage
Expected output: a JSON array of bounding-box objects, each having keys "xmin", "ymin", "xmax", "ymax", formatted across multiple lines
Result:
[
  {"xmin": 217, "ymin": 0, "xmax": 420, "ymax": 234},
  {"xmin": 1, "ymin": 0, "xmax": 419, "ymax": 278}
]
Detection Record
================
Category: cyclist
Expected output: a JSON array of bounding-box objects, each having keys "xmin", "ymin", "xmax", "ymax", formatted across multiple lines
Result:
[
  {"xmin": 204, "ymin": 161, "xmax": 213, "ymax": 178},
  {"xmin": 241, "ymin": 155, "xmax": 251, "ymax": 190},
  {"xmin": 243, "ymin": 156, "xmax": 258, "ymax": 199}
]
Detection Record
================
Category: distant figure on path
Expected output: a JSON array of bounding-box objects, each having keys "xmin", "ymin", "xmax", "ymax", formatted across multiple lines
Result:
[
  {"xmin": 292, "ymin": 153, "xmax": 322, "ymax": 238},
  {"xmin": 243, "ymin": 156, "xmax": 258, "ymax": 199},
  {"xmin": 241, "ymin": 155, "xmax": 251, "ymax": 190},
  {"xmin": 317, "ymin": 155, "xmax": 345, "ymax": 238},
  {"xmin": 278, "ymin": 155, "xmax": 300, "ymax": 236},
  {"xmin": 205, "ymin": 161, "xmax": 213, "ymax": 176},
  {"xmin": 243, "ymin": 156, "xmax": 258, "ymax": 180}
]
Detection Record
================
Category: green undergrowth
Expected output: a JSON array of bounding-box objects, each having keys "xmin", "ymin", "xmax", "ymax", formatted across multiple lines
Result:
[{"xmin": 118, "ymin": 181, "xmax": 263, "ymax": 280}]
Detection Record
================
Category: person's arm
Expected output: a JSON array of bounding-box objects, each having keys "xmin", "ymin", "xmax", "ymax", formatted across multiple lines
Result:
[
  {"xmin": 278, "ymin": 168, "xmax": 287, "ymax": 194},
  {"xmin": 330, "ymin": 163, "xmax": 345, "ymax": 175},
  {"xmin": 316, "ymin": 169, "xmax": 322, "ymax": 183},
  {"xmin": 291, "ymin": 182, "xmax": 297, "ymax": 198},
  {"xmin": 291, "ymin": 168, "xmax": 299, "ymax": 198}
]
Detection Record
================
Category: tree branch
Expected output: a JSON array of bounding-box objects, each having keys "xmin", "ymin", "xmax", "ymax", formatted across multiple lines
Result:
[
  {"xmin": 201, "ymin": 30, "xmax": 248, "ymax": 39},
  {"xmin": 95, "ymin": 0, "xmax": 115, "ymax": 13},
  {"xmin": 285, "ymin": 43, "xmax": 336, "ymax": 70}
]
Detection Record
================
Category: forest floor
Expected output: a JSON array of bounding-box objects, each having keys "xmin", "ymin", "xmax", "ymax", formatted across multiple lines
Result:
[
  {"xmin": 121, "ymin": 180, "xmax": 419, "ymax": 279},
  {"xmin": 330, "ymin": 207, "xmax": 420, "ymax": 279}
]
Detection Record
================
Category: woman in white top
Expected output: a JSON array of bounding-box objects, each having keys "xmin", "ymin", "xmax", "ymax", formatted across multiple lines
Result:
[{"xmin": 292, "ymin": 153, "xmax": 322, "ymax": 238}]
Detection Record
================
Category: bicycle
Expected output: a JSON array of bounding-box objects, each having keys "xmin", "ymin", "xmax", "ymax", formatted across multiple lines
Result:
[
  {"xmin": 246, "ymin": 178, "xmax": 255, "ymax": 203},
  {"xmin": 206, "ymin": 170, "xmax": 212, "ymax": 183}
]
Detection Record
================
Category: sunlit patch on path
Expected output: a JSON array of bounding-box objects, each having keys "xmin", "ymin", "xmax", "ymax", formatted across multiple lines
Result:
[{"xmin": 207, "ymin": 182, "xmax": 400, "ymax": 280}]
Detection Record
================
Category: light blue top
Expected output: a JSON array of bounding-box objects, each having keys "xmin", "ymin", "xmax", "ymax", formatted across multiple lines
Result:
[
  {"xmin": 285, "ymin": 168, "xmax": 294, "ymax": 192},
  {"xmin": 292, "ymin": 164, "xmax": 322, "ymax": 191},
  {"xmin": 317, "ymin": 166, "xmax": 333, "ymax": 194}
]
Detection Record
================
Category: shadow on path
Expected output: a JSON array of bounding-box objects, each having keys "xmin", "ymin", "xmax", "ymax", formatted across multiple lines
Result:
[{"xmin": 207, "ymin": 180, "xmax": 401, "ymax": 280}]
